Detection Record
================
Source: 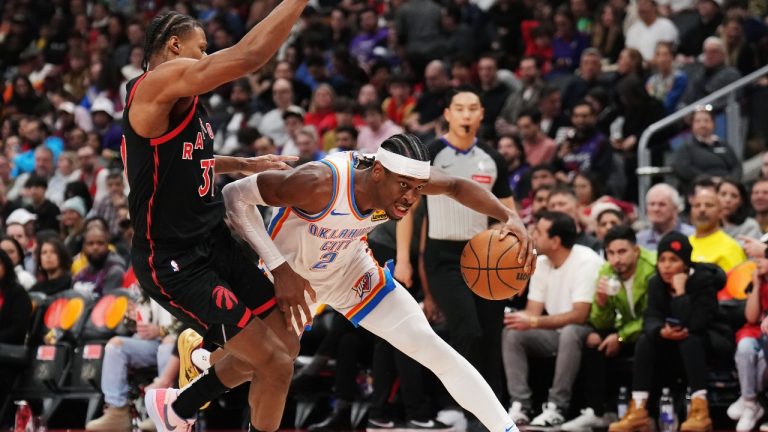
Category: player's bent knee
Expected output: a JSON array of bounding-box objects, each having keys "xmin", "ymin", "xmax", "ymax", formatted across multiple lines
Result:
[{"xmin": 106, "ymin": 336, "xmax": 124, "ymax": 347}]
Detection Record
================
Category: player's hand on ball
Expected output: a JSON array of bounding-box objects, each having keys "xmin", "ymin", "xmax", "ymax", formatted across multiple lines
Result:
[
  {"xmin": 240, "ymin": 155, "xmax": 298, "ymax": 174},
  {"xmin": 499, "ymin": 215, "xmax": 536, "ymax": 274},
  {"xmin": 271, "ymin": 262, "xmax": 317, "ymax": 333}
]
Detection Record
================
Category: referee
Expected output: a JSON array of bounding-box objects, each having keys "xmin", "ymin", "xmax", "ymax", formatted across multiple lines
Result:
[{"xmin": 398, "ymin": 85, "xmax": 516, "ymax": 407}]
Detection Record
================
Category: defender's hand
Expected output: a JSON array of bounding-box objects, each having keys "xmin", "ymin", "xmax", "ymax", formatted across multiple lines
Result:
[
  {"xmin": 271, "ymin": 262, "xmax": 317, "ymax": 332},
  {"xmin": 240, "ymin": 155, "xmax": 297, "ymax": 174}
]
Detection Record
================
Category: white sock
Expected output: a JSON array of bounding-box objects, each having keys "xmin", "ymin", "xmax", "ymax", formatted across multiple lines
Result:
[
  {"xmin": 359, "ymin": 285, "xmax": 512, "ymax": 432},
  {"xmin": 632, "ymin": 391, "xmax": 649, "ymax": 406},
  {"xmin": 692, "ymin": 390, "xmax": 707, "ymax": 400}
]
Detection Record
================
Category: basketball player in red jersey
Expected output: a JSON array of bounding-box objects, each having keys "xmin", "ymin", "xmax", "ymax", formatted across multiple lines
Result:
[{"xmin": 121, "ymin": 4, "xmax": 314, "ymax": 431}]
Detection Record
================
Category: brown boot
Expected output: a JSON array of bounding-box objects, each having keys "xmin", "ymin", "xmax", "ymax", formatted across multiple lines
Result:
[
  {"xmin": 609, "ymin": 399, "xmax": 653, "ymax": 432},
  {"xmin": 85, "ymin": 405, "xmax": 131, "ymax": 431},
  {"xmin": 681, "ymin": 397, "xmax": 713, "ymax": 432}
]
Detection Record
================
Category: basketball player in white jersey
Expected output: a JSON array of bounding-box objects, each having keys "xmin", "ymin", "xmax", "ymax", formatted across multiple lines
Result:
[{"xmin": 221, "ymin": 133, "xmax": 535, "ymax": 432}]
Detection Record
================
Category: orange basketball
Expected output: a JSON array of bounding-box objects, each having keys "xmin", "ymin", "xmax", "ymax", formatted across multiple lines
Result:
[{"xmin": 460, "ymin": 229, "xmax": 531, "ymax": 300}]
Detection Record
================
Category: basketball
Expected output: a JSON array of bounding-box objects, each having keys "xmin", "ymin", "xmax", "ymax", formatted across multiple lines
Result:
[{"xmin": 460, "ymin": 229, "xmax": 531, "ymax": 300}]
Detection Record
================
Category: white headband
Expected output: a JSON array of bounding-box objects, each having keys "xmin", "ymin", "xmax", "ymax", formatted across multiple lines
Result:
[{"xmin": 375, "ymin": 147, "xmax": 431, "ymax": 180}]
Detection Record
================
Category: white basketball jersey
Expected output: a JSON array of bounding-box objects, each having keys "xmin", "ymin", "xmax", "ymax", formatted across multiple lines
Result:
[{"xmin": 266, "ymin": 152, "xmax": 390, "ymax": 284}]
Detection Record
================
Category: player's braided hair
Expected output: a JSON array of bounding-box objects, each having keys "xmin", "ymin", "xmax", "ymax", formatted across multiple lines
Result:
[
  {"xmin": 380, "ymin": 133, "xmax": 430, "ymax": 162},
  {"xmin": 141, "ymin": 12, "xmax": 202, "ymax": 71}
]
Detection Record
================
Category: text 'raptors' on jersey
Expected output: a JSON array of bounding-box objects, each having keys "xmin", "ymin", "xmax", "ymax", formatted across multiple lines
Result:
[{"xmin": 122, "ymin": 73, "xmax": 224, "ymax": 251}]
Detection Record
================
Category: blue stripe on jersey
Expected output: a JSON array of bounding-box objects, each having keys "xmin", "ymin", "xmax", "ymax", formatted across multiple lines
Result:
[
  {"xmin": 293, "ymin": 159, "xmax": 339, "ymax": 221},
  {"xmin": 348, "ymin": 267, "xmax": 396, "ymax": 327},
  {"xmin": 348, "ymin": 161, "xmax": 372, "ymax": 219},
  {"xmin": 267, "ymin": 207, "xmax": 287, "ymax": 235}
]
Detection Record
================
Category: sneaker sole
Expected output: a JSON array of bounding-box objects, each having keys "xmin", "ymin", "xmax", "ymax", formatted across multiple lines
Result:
[
  {"xmin": 177, "ymin": 329, "xmax": 210, "ymax": 410},
  {"xmin": 144, "ymin": 389, "xmax": 167, "ymax": 432}
]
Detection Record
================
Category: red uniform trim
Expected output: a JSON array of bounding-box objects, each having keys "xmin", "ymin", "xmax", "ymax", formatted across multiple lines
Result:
[
  {"xmin": 252, "ymin": 297, "xmax": 277, "ymax": 316},
  {"xmin": 237, "ymin": 309, "xmax": 251, "ymax": 328},
  {"xmin": 150, "ymin": 97, "xmax": 199, "ymax": 146},
  {"xmin": 146, "ymin": 145, "xmax": 208, "ymax": 330},
  {"xmin": 126, "ymin": 73, "xmax": 148, "ymax": 108}
]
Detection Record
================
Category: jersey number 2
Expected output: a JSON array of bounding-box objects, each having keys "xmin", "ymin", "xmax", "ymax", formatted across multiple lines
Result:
[
  {"xmin": 198, "ymin": 158, "xmax": 215, "ymax": 197},
  {"xmin": 311, "ymin": 252, "xmax": 338, "ymax": 271}
]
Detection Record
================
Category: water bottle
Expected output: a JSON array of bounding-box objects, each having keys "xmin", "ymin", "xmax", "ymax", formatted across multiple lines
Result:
[
  {"xmin": 685, "ymin": 387, "xmax": 692, "ymax": 417},
  {"xmin": 617, "ymin": 387, "xmax": 629, "ymax": 419},
  {"xmin": 659, "ymin": 388, "xmax": 677, "ymax": 432}
]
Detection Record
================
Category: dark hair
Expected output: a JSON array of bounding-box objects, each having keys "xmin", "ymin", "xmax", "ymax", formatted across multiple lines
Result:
[
  {"xmin": 550, "ymin": 186, "xmax": 578, "ymax": 200},
  {"xmin": 517, "ymin": 108, "xmax": 542, "ymax": 124},
  {"xmin": 142, "ymin": 12, "xmax": 202, "ymax": 71},
  {"xmin": 363, "ymin": 102, "xmax": 383, "ymax": 115},
  {"xmin": 539, "ymin": 86, "xmax": 560, "ymax": 100},
  {"xmin": 336, "ymin": 125, "xmax": 358, "ymax": 140},
  {"xmin": 573, "ymin": 172, "xmax": 602, "ymax": 202},
  {"xmin": 0, "ymin": 236, "xmax": 25, "ymax": 267},
  {"xmin": 498, "ymin": 134, "xmax": 525, "ymax": 161},
  {"xmin": 379, "ymin": 134, "xmax": 429, "ymax": 162},
  {"xmin": 571, "ymin": 99, "xmax": 595, "ymax": 115},
  {"xmin": 85, "ymin": 216, "xmax": 110, "ymax": 234},
  {"xmin": 539, "ymin": 211, "xmax": 578, "ymax": 248},
  {"xmin": 692, "ymin": 176, "xmax": 717, "ymax": 193},
  {"xmin": 388, "ymin": 74, "xmax": 410, "ymax": 87},
  {"xmin": 604, "ymin": 224, "xmax": 637, "ymax": 247},
  {"xmin": 717, "ymin": 178, "xmax": 752, "ymax": 225},
  {"xmin": 25, "ymin": 174, "xmax": 48, "ymax": 189},
  {"xmin": 106, "ymin": 169, "xmax": 124, "ymax": 182},
  {"xmin": 333, "ymin": 97, "xmax": 355, "ymax": 113},
  {"xmin": 64, "ymin": 181, "xmax": 94, "ymax": 212},
  {"xmin": 0, "ymin": 248, "xmax": 17, "ymax": 292},
  {"xmin": 530, "ymin": 163, "xmax": 555, "ymax": 175},
  {"xmin": 446, "ymin": 85, "xmax": 481, "ymax": 105},
  {"xmin": 597, "ymin": 208, "xmax": 625, "ymax": 225},
  {"xmin": 35, "ymin": 237, "xmax": 72, "ymax": 280}
]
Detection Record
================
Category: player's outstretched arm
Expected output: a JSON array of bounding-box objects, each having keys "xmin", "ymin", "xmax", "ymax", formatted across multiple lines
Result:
[
  {"xmin": 145, "ymin": 0, "xmax": 308, "ymax": 102},
  {"xmin": 222, "ymin": 164, "xmax": 333, "ymax": 332},
  {"xmin": 421, "ymin": 169, "xmax": 536, "ymax": 273}
]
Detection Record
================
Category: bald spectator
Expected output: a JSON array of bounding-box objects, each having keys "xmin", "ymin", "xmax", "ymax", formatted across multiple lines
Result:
[
  {"xmin": 547, "ymin": 187, "xmax": 601, "ymax": 251},
  {"xmin": 680, "ymin": 37, "xmax": 742, "ymax": 109},
  {"xmin": 625, "ymin": 0, "xmax": 679, "ymax": 61},
  {"xmin": 405, "ymin": 60, "xmax": 451, "ymax": 139},
  {"xmin": 751, "ymin": 179, "xmax": 768, "ymax": 234},
  {"xmin": 357, "ymin": 103, "xmax": 404, "ymax": 153},
  {"xmin": 253, "ymin": 78, "xmax": 295, "ymax": 149},
  {"xmin": 636, "ymin": 184, "xmax": 695, "ymax": 251},
  {"xmin": 689, "ymin": 188, "xmax": 746, "ymax": 272}
]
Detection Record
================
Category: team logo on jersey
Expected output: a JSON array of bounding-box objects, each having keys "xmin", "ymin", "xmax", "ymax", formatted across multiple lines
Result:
[
  {"xmin": 371, "ymin": 210, "xmax": 388, "ymax": 222},
  {"xmin": 352, "ymin": 271, "xmax": 374, "ymax": 299},
  {"xmin": 212, "ymin": 286, "xmax": 239, "ymax": 310}
]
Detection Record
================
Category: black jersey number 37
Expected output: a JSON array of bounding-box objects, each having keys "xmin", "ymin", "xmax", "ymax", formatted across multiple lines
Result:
[{"xmin": 198, "ymin": 158, "xmax": 215, "ymax": 197}]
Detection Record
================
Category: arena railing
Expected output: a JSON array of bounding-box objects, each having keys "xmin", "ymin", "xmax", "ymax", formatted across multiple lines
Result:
[{"xmin": 636, "ymin": 63, "xmax": 768, "ymax": 220}]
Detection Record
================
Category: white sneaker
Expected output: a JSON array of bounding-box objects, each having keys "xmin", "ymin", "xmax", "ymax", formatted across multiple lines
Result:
[
  {"xmin": 508, "ymin": 401, "xmax": 530, "ymax": 425},
  {"xmin": 530, "ymin": 402, "xmax": 565, "ymax": 428},
  {"xmin": 730, "ymin": 396, "xmax": 746, "ymax": 421},
  {"xmin": 437, "ymin": 409, "xmax": 467, "ymax": 431},
  {"xmin": 560, "ymin": 408, "xmax": 606, "ymax": 431},
  {"xmin": 737, "ymin": 400, "xmax": 765, "ymax": 432}
]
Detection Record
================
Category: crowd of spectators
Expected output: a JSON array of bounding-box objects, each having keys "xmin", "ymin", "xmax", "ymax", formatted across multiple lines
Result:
[{"xmin": 1, "ymin": 0, "xmax": 768, "ymax": 430}]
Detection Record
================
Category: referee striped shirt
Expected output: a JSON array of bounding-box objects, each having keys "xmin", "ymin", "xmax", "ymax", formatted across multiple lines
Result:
[{"xmin": 426, "ymin": 137, "xmax": 512, "ymax": 241}]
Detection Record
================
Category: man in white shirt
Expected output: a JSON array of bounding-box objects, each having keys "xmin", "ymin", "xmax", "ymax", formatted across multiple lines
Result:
[
  {"xmin": 625, "ymin": 0, "xmax": 679, "ymax": 60},
  {"xmin": 253, "ymin": 78, "xmax": 295, "ymax": 148},
  {"xmin": 502, "ymin": 211, "xmax": 604, "ymax": 427}
]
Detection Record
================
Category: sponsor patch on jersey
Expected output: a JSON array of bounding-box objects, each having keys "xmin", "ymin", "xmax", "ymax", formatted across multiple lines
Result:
[
  {"xmin": 352, "ymin": 271, "xmax": 374, "ymax": 299},
  {"xmin": 371, "ymin": 210, "xmax": 388, "ymax": 222},
  {"xmin": 471, "ymin": 174, "xmax": 492, "ymax": 184}
]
